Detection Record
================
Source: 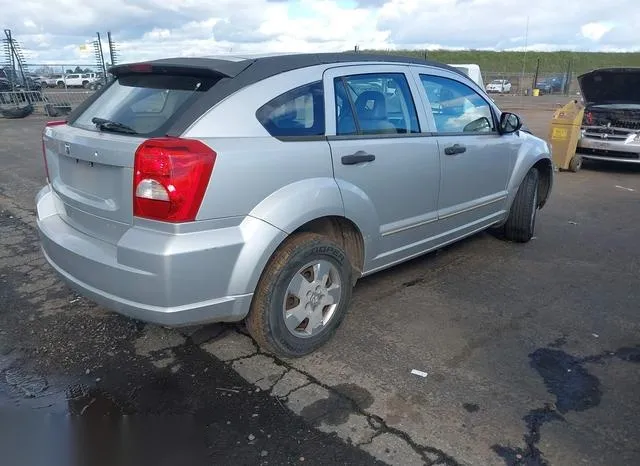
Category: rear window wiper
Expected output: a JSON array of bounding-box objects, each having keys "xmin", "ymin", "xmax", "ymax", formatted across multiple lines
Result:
[{"xmin": 91, "ymin": 117, "xmax": 138, "ymax": 134}]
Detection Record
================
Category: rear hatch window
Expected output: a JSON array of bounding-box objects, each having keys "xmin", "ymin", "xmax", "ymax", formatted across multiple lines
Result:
[{"xmin": 71, "ymin": 74, "xmax": 216, "ymax": 137}]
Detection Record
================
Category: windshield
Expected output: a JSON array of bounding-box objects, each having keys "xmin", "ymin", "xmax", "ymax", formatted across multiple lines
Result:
[{"xmin": 72, "ymin": 74, "xmax": 213, "ymax": 136}]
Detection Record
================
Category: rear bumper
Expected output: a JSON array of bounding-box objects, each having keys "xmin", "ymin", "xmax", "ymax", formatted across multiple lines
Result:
[
  {"xmin": 577, "ymin": 137, "xmax": 640, "ymax": 163},
  {"xmin": 36, "ymin": 186, "xmax": 286, "ymax": 326}
]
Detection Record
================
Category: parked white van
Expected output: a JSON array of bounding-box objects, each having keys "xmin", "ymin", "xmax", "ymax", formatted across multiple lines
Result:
[{"xmin": 448, "ymin": 64, "xmax": 485, "ymax": 90}]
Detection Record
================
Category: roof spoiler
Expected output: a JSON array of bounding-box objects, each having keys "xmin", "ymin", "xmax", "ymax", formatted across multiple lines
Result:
[{"xmin": 109, "ymin": 57, "xmax": 254, "ymax": 79}]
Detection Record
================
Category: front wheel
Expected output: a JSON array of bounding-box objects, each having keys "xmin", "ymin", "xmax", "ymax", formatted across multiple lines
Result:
[
  {"xmin": 246, "ymin": 232, "xmax": 353, "ymax": 358},
  {"xmin": 501, "ymin": 168, "xmax": 539, "ymax": 243}
]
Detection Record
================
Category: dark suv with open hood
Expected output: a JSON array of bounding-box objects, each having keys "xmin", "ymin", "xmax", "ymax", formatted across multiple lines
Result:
[{"xmin": 576, "ymin": 68, "xmax": 640, "ymax": 165}]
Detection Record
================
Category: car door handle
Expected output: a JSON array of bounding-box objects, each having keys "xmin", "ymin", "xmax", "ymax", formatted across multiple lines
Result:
[
  {"xmin": 341, "ymin": 151, "xmax": 376, "ymax": 165},
  {"xmin": 444, "ymin": 144, "xmax": 467, "ymax": 155}
]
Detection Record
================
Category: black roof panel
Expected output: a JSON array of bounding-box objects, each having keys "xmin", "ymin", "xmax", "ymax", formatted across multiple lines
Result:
[
  {"xmin": 113, "ymin": 52, "xmax": 462, "ymax": 78},
  {"xmin": 108, "ymin": 52, "xmax": 466, "ymax": 136}
]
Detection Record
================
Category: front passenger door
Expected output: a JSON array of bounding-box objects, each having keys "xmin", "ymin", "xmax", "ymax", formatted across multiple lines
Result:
[
  {"xmin": 324, "ymin": 65, "xmax": 441, "ymax": 273},
  {"xmin": 414, "ymin": 71, "xmax": 519, "ymax": 235}
]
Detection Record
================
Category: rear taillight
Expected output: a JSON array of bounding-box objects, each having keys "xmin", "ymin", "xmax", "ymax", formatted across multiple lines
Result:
[
  {"xmin": 42, "ymin": 120, "xmax": 67, "ymax": 182},
  {"xmin": 133, "ymin": 137, "xmax": 216, "ymax": 222}
]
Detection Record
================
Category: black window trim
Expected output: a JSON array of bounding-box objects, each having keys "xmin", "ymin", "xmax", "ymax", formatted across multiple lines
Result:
[
  {"xmin": 327, "ymin": 132, "xmax": 434, "ymax": 141},
  {"xmin": 332, "ymin": 71, "xmax": 422, "ymax": 138},
  {"xmin": 255, "ymin": 80, "xmax": 325, "ymax": 141},
  {"xmin": 338, "ymin": 77, "xmax": 362, "ymax": 135},
  {"xmin": 418, "ymin": 73, "xmax": 501, "ymax": 136}
]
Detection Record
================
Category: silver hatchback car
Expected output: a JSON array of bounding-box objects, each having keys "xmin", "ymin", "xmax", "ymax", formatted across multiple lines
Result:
[{"xmin": 37, "ymin": 53, "xmax": 553, "ymax": 357}]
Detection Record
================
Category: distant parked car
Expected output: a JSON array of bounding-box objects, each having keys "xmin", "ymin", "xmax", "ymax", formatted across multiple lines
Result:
[
  {"xmin": 486, "ymin": 79, "xmax": 512, "ymax": 93},
  {"xmin": 535, "ymin": 75, "xmax": 567, "ymax": 94},
  {"xmin": 0, "ymin": 72, "xmax": 42, "ymax": 91},
  {"xmin": 37, "ymin": 52, "xmax": 553, "ymax": 358},
  {"xmin": 18, "ymin": 76, "xmax": 43, "ymax": 91},
  {"xmin": 60, "ymin": 74, "xmax": 94, "ymax": 88},
  {"xmin": 88, "ymin": 75, "xmax": 112, "ymax": 90},
  {"xmin": 42, "ymin": 74, "xmax": 64, "ymax": 87}
]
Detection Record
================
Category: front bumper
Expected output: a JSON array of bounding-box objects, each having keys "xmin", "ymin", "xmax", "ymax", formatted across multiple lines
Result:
[
  {"xmin": 36, "ymin": 186, "xmax": 285, "ymax": 326},
  {"xmin": 577, "ymin": 137, "xmax": 640, "ymax": 164}
]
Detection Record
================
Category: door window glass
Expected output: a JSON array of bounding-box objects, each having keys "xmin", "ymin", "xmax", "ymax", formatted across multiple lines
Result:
[
  {"xmin": 420, "ymin": 75, "xmax": 495, "ymax": 134},
  {"xmin": 335, "ymin": 73, "xmax": 420, "ymax": 135}
]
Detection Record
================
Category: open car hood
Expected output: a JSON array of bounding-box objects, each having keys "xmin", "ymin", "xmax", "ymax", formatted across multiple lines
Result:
[{"xmin": 578, "ymin": 68, "xmax": 640, "ymax": 105}]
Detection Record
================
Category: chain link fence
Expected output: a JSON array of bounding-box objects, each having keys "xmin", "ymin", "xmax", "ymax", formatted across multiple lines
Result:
[
  {"xmin": 1, "ymin": 64, "xmax": 585, "ymax": 118},
  {"xmin": 0, "ymin": 89, "xmax": 93, "ymax": 118},
  {"xmin": 483, "ymin": 71, "xmax": 581, "ymax": 96}
]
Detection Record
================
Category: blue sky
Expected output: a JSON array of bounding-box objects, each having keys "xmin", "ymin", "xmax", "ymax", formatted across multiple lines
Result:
[{"xmin": 1, "ymin": 0, "xmax": 637, "ymax": 66}]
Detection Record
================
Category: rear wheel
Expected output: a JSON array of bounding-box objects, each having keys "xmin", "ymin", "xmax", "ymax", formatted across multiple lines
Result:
[
  {"xmin": 501, "ymin": 168, "xmax": 539, "ymax": 243},
  {"xmin": 246, "ymin": 232, "xmax": 353, "ymax": 358}
]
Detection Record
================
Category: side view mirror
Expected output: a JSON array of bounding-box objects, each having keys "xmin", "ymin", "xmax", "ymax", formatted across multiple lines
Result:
[{"xmin": 499, "ymin": 112, "xmax": 522, "ymax": 134}]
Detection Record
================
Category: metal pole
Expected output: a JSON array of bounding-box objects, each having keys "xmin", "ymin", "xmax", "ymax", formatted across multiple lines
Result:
[
  {"xmin": 533, "ymin": 58, "xmax": 540, "ymax": 91},
  {"xmin": 519, "ymin": 16, "xmax": 529, "ymax": 97},
  {"xmin": 564, "ymin": 59, "xmax": 572, "ymax": 95},
  {"xmin": 97, "ymin": 32, "xmax": 107, "ymax": 75},
  {"xmin": 107, "ymin": 31, "xmax": 116, "ymax": 68},
  {"xmin": 4, "ymin": 29, "xmax": 16, "ymax": 93}
]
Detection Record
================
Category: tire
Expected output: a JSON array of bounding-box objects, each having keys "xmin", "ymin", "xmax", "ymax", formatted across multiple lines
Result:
[
  {"xmin": 502, "ymin": 168, "xmax": 539, "ymax": 243},
  {"xmin": 57, "ymin": 82, "xmax": 65, "ymax": 88},
  {"xmin": 246, "ymin": 232, "xmax": 353, "ymax": 358},
  {"xmin": 82, "ymin": 81, "xmax": 89, "ymax": 88},
  {"xmin": 568, "ymin": 155, "xmax": 582, "ymax": 173},
  {"xmin": 0, "ymin": 104, "xmax": 34, "ymax": 119}
]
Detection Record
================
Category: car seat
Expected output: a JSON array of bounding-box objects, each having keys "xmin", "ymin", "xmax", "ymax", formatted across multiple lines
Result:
[{"xmin": 353, "ymin": 91, "xmax": 397, "ymax": 134}]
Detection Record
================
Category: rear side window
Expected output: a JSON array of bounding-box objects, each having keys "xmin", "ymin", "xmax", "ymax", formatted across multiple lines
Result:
[
  {"xmin": 72, "ymin": 74, "xmax": 216, "ymax": 136},
  {"xmin": 256, "ymin": 81, "xmax": 325, "ymax": 138}
]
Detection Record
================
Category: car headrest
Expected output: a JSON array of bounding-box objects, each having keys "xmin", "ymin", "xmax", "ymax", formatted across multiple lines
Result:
[{"xmin": 354, "ymin": 91, "xmax": 387, "ymax": 120}]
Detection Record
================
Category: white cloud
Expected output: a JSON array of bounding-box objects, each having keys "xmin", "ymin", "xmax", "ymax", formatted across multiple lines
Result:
[
  {"xmin": 0, "ymin": 0, "xmax": 636, "ymax": 66},
  {"xmin": 580, "ymin": 22, "xmax": 614, "ymax": 42}
]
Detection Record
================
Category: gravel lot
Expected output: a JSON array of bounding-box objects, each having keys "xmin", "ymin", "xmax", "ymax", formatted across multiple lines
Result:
[{"xmin": 0, "ymin": 95, "xmax": 638, "ymax": 466}]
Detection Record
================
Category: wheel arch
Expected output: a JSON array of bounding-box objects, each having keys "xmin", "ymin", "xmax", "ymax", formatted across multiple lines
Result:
[
  {"xmin": 228, "ymin": 179, "xmax": 372, "ymax": 302},
  {"xmin": 532, "ymin": 157, "xmax": 553, "ymax": 209},
  {"xmin": 506, "ymin": 151, "xmax": 553, "ymax": 212}
]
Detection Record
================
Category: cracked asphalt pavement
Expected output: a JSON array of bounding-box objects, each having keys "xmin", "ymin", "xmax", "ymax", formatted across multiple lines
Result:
[{"xmin": 1, "ymin": 96, "xmax": 639, "ymax": 466}]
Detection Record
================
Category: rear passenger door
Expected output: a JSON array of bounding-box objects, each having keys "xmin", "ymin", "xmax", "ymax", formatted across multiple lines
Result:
[
  {"xmin": 324, "ymin": 65, "xmax": 442, "ymax": 272},
  {"xmin": 411, "ymin": 69, "xmax": 517, "ymax": 235}
]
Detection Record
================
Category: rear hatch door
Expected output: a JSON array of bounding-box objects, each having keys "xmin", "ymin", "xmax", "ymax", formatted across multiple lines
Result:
[{"xmin": 43, "ymin": 62, "xmax": 247, "ymax": 244}]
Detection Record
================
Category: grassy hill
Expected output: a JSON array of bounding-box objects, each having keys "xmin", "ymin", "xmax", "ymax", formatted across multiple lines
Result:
[{"xmin": 360, "ymin": 50, "xmax": 640, "ymax": 74}]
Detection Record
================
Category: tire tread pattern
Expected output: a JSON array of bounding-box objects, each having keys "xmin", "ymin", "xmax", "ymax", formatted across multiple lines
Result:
[{"xmin": 503, "ymin": 168, "xmax": 539, "ymax": 243}]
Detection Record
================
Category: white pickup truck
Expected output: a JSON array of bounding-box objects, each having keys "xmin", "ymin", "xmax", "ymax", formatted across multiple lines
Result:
[{"xmin": 48, "ymin": 73, "xmax": 98, "ymax": 88}]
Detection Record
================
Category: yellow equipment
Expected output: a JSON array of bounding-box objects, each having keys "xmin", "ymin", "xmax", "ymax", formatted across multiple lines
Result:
[{"xmin": 548, "ymin": 100, "xmax": 585, "ymax": 172}]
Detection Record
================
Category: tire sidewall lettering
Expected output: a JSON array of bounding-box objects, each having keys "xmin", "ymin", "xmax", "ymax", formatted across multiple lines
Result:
[{"xmin": 307, "ymin": 245, "xmax": 345, "ymax": 264}]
